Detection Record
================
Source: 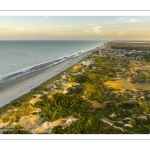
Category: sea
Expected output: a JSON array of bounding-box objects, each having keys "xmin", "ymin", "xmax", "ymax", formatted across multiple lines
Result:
[{"xmin": 0, "ymin": 40, "xmax": 105, "ymax": 84}]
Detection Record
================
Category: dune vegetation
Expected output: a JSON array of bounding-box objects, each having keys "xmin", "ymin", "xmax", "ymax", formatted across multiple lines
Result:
[{"xmin": 0, "ymin": 42, "xmax": 150, "ymax": 134}]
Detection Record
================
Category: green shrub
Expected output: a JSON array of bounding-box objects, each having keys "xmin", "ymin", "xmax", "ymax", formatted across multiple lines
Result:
[{"xmin": 2, "ymin": 117, "xmax": 9, "ymax": 123}]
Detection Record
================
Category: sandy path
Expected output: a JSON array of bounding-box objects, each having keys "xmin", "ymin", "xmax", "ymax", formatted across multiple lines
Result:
[{"xmin": 0, "ymin": 49, "xmax": 98, "ymax": 107}]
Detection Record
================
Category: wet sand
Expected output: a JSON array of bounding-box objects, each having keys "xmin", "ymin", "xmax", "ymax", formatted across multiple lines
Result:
[{"xmin": 0, "ymin": 47, "xmax": 100, "ymax": 107}]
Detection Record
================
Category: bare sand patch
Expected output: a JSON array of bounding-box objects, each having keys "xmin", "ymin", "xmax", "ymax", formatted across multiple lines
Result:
[
  {"xmin": 101, "ymin": 118, "xmax": 125, "ymax": 132},
  {"xmin": 81, "ymin": 59, "xmax": 93, "ymax": 67},
  {"xmin": 32, "ymin": 108, "xmax": 41, "ymax": 113},
  {"xmin": 104, "ymin": 79, "xmax": 137, "ymax": 92},
  {"xmin": 18, "ymin": 115, "xmax": 45, "ymax": 132},
  {"xmin": 33, "ymin": 121, "xmax": 52, "ymax": 133},
  {"xmin": 133, "ymin": 66, "xmax": 150, "ymax": 71},
  {"xmin": 33, "ymin": 117, "xmax": 78, "ymax": 134},
  {"xmin": 82, "ymin": 96, "xmax": 111, "ymax": 109},
  {"xmin": 17, "ymin": 115, "xmax": 78, "ymax": 133},
  {"xmin": 104, "ymin": 78, "xmax": 150, "ymax": 92},
  {"xmin": 133, "ymin": 83, "xmax": 150, "ymax": 90},
  {"xmin": 29, "ymin": 98, "xmax": 42, "ymax": 105}
]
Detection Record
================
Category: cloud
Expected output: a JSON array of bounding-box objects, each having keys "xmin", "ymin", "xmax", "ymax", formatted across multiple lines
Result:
[
  {"xmin": 118, "ymin": 31, "xmax": 125, "ymax": 36},
  {"xmin": 0, "ymin": 25, "xmax": 63, "ymax": 37},
  {"xmin": 0, "ymin": 26, "xmax": 25, "ymax": 34},
  {"xmin": 103, "ymin": 17, "xmax": 128, "ymax": 24},
  {"xmin": 29, "ymin": 29, "xmax": 65, "ymax": 37},
  {"xmin": 129, "ymin": 18, "xmax": 136, "ymax": 23},
  {"xmin": 0, "ymin": 26, "xmax": 66, "ymax": 38},
  {"xmin": 0, "ymin": 26, "xmax": 25, "ymax": 31},
  {"xmin": 84, "ymin": 26, "xmax": 105, "ymax": 34}
]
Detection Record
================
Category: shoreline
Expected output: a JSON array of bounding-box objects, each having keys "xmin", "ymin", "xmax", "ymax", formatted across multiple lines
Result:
[
  {"xmin": 0, "ymin": 41, "xmax": 104, "ymax": 85},
  {"xmin": 0, "ymin": 50, "xmax": 89, "ymax": 85},
  {"xmin": 0, "ymin": 45, "xmax": 104, "ymax": 108},
  {"xmin": 0, "ymin": 58, "xmax": 65, "ymax": 85}
]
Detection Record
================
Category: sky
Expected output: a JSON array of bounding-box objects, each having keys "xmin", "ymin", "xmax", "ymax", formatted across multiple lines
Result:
[{"xmin": 0, "ymin": 16, "xmax": 150, "ymax": 40}]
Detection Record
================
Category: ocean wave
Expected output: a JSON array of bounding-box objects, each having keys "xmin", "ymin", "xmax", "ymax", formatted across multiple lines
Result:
[{"xmin": 0, "ymin": 51, "xmax": 85, "ymax": 84}]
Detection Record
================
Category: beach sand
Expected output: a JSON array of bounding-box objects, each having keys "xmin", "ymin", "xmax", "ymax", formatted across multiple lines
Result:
[{"xmin": 0, "ymin": 47, "xmax": 100, "ymax": 107}]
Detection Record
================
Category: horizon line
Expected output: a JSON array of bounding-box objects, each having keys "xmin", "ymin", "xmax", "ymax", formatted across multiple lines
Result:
[
  {"xmin": 0, "ymin": 10, "xmax": 150, "ymax": 11},
  {"xmin": 0, "ymin": 39, "xmax": 150, "ymax": 41}
]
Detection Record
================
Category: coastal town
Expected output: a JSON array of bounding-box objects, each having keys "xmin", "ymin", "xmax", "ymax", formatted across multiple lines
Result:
[{"xmin": 99, "ymin": 46, "xmax": 149, "ymax": 61}]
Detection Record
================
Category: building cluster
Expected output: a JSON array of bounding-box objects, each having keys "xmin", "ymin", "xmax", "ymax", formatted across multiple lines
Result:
[{"xmin": 99, "ymin": 48, "xmax": 149, "ymax": 61}]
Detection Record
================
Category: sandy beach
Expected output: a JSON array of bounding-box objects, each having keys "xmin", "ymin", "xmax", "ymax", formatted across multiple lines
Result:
[{"xmin": 0, "ymin": 47, "xmax": 100, "ymax": 108}]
